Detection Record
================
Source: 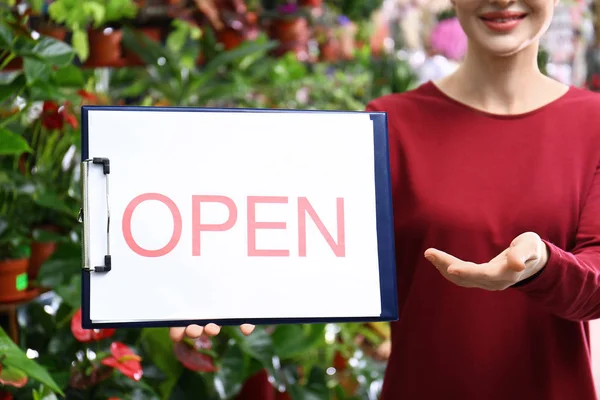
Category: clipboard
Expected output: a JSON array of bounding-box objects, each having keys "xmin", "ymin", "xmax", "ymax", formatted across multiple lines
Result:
[{"xmin": 80, "ymin": 105, "xmax": 398, "ymax": 329}]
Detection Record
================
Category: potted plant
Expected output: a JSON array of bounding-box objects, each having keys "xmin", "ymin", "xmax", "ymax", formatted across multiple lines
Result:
[
  {"xmin": 0, "ymin": 223, "xmax": 31, "ymax": 303},
  {"xmin": 263, "ymin": 3, "xmax": 310, "ymax": 58},
  {"xmin": 26, "ymin": 0, "xmax": 69, "ymax": 41},
  {"xmin": 49, "ymin": 0, "xmax": 139, "ymax": 65},
  {"xmin": 0, "ymin": 172, "xmax": 33, "ymax": 303},
  {"xmin": 85, "ymin": 0, "xmax": 140, "ymax": 67},
  {"xmin": 47, "ymin": 0, "xmax": 100, "ymax": 61}
]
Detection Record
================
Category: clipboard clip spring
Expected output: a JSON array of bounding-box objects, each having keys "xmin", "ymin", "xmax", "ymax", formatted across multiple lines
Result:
[{"xmin": 81, "ymin": 157, "xmax": 112, "ymax": 273}]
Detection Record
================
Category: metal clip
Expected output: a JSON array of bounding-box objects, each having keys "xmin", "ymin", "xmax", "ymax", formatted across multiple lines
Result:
[{"xmin": 81, "ymin": 158, "xmax": 112, "ymax": 273}]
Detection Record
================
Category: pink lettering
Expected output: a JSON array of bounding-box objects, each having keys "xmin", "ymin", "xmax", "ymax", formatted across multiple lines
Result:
[
  {"xmin": 298, "ymin": 197, "xmax": 345, "ymax": 257},
  {"xmin": 247, "ymin": 196, "xmax": 290, "ymax": 257},
  {"xmin": 192, "ymin": 195, "xmax": 237, "ymax": 256},
  {"xmin": 122, "ymin": 193, "xmax": 182, "ymax": 257}
]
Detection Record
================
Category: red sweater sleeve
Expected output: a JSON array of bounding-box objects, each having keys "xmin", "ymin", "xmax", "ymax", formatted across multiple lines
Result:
[{"xmin": 513, "ymin": 160, "xmax": 600, "ymax": 321}]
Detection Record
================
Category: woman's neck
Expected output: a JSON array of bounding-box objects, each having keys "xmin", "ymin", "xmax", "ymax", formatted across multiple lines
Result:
[{"xmin": 435, "ymin": 42, "xmax": 568, "ymax": 115}]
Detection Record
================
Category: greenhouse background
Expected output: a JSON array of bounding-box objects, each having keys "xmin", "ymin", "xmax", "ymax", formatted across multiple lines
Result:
[{"xmin": 1, "ymin": 0, "xmax": 600, "ymax": 398}]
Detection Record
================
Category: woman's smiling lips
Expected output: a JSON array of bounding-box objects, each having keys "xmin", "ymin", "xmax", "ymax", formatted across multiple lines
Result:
[{"xmin": 479, "ymin": 11, "xmax": 528, "ymax": 33}]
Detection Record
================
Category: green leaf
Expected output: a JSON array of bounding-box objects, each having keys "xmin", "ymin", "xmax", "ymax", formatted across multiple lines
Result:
[
  {"xmin": 272, "ymin": 324, "xmax": 326, "ymax": 360},
  {"xmin": 0, "ymin": 327, "xmax": 64, "ymax": 395},
  {"xmin": 0, "ymin": 24, "xmax": 13, "ymax": 48},
  {"xmin": 24, "ymin": 57, "xmax": 51, "ymax": 85},
  {"xmin": 71, "ymin": 29, "xmax": 89, "ymax": 61},
  {"xmin": 202, "ymin": 39, "xmax": 279, "ymax": 76},
  {"xmin": 28, "ymin": 80, "xmax": 67, "ymax": 102},
  {"xmin": 0, "ymin": 127, "xmax": 32, "ymax": 155},
  {"xmin": 0, "ymin": 73, "xmax": 25, "ymax": 103},
  {"xmin": 37, "ymin": 248, "xmax": 80, "ymax": 289},
  {"xmin": 0, "ymin": 363, "xmax": 28, "ymax": 387},
  {"xmin": 227, "ymin": 327, "xmax": 274, "ymax": 366},
  {"xmin": 29, "ymin": 0, "xmax": 45, "ymax": 13},
  {"xmin": 37, "ymin": 259, "xmax": 78, "ymax": 289},
  {"xmin": 32, "ymin": 383, "xmax": 60, "ymax": 400},
  {"xmin": 54, "ymin": 275, "xmax": 81, "ymax": 308},
  {"xmin": 33, "ymin": 191, "xmax": 74, "ymax": 215},
  {"xmin": 305, "ymin": 367, "xmax": 330, "ymax": 399},
  {"xmin": 225, "ymin": 326, "xmax": 286, "ymax": 388},
  {"xmin": 140, "ymin": 328, "xmax": 183, "ymax": 400},
  {"xmin": 32, "ymin": 37, "xmax": 74, "ymax": 66},
  {"xmin": 272, "ymin": 325, "xmax": 308, "ymax": 360},
  {"xmin": 53, "ymin": 64, "xmax": 84, "ymax": 87},
  {"xmin": 288, "ymin": 367, "xmax": 330, "ymax": 400},
  {"xmin": 32, "ymin": 228, "xmax": 65, "ymax": 243},
  {"xmin": 214, "ymin": 342, "xmax": 246, "ymax": 398}
]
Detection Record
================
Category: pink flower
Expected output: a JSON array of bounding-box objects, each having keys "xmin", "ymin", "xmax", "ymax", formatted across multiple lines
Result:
[{"xmin": 429, "ymin": 17, "xmax": 468, "ymax": 61}]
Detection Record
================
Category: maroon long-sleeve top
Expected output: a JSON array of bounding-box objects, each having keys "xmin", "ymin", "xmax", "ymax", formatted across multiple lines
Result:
[{"xmin": 366, "ymin": 82, "xmax": 600, "ymax": 400}]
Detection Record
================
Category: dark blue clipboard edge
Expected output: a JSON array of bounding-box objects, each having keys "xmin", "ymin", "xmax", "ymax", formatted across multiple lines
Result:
[{"xmin": 80, "ymin": 105, "xmax": 398, "ymax": 329}]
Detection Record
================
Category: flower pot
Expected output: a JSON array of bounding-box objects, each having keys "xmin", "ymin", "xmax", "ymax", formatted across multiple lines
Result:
[
  {"xmin": 269, "ymin": 17, "xmax": 309, "ymax": 58},
  {"xmin": 37, "ymin": 25, "xmax": 68, "ymax": 41},
  {"xmin": 319, "ymin": 38, "xmax": 340, "ymax": 62},
  {"xmin": 216, "ymin": 28, "xmax": 246, "ymax": 50},
  {"xmin": 85, "ymin": 29, "xmax": 124, "ymax": 67},
  {"xmin": 28, "ymin": 225, "xmax": 60, "ymax": 280},
  {"xmin": 29, "ymin": 242, "xmax": 56, "ymax": 281},
  {"xmin": 0, "ymin": 258, "xmax": 29, "ymax": 303},
  {"xmin": 124, "ymin": 27, "xmax": 163, "ymax": 66}
]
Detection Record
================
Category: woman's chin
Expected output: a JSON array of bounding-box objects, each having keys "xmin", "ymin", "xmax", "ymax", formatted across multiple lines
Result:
[{"xmin": 478, "ymin": 41, "xmax": 534, "ymax": 58}]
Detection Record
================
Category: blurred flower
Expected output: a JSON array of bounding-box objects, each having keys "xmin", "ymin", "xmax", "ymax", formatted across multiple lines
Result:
[
  {"xmin": 429, "ymin": 17, "xmax": 467, "ymax": 61},
  {"xmin": 277, "ymin": 3, "xmax": 298, "ymax": 14},
  {"xmin": 70, "ymin": 308, "xmax": 116, "ymax": 343},
  {"xmin": 337, "ymin": 15, "xmax": 350, "ymax": 25},
  {"xmin": 101, "ymin": 342, "xmax": 143, "ymax": 381},
  {"xmin": 173, "ymin": 337, "xmax": 217, "ymax": 372},
  {"xmin": 41, "ymin": 101, "xmax": 78, "ymax": 131},
  {"xmin": 77, "ymin": 90, "xmax": 100, "ymax": 105},
  {"xmin": 68, "ymin": 365, "xmax": 113, "ymax": 390}
]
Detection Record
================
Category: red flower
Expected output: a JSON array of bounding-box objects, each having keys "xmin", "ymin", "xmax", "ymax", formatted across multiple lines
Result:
[
  {"xmin": 41, "ymin": 101, "xmax": 78, "ymax": 130},
  {"xmin": 173, "ymin": 337, "xmax": 217, "ymax": 372},
  {"xmin": 101, "ymin": 342, "xmax": 143, "ymax": 381},
  {"xmin": 77, "ymin": 89, "xmax": 100, "ymax": 105},
  {"xmin": 70, "ymin": 308, "xmax": 116, "ymax": 343}
]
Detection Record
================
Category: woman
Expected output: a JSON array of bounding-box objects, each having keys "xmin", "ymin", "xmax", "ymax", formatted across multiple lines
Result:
[{"xmin": 171, "ymin": 0, "xmax": 600, "ymax": 398}]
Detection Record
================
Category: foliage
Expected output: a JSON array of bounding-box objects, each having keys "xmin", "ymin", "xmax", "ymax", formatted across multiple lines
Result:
[
  {"xmin": 324, "ymin": 0, "xmax": 384, "ymax": 22},
  {"xmin": 0, "ymin": 1, "xmax": 410, "ymax": 398}
]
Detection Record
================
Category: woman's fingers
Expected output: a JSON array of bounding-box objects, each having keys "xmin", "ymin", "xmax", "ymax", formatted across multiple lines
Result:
[
  {"xmin": 184, "ymin": 324, "xmax": 205, "ymax": 338},
  {"xmin": 240, "ymin": 324, "xmax": 255, "ymax": 336},
  {"xmin": 169, "ymin": 327, "xmax": 186, "ymax": 342},
  {"xmin": 204, "ymin": 323, "xmax": 221, "ymax": 336},
  {"xmin": 171, "ymin": 323, "xmax": 254, "ymax": 342}
]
